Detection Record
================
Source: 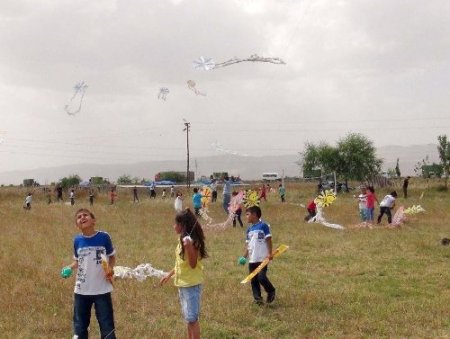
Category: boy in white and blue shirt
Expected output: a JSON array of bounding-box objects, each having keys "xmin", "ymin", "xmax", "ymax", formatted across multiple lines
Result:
[
  {"xmin": 242, "ymin": 206, "xmax": 276, "ymax": 305},
  {"xmin": 62, "ymin": 208, "xmax": 116, "ymax": 339}
]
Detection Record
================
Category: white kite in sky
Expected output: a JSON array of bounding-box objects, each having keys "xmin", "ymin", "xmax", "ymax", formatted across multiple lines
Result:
[
  {"xmin": 65, "ymin": 81, "xmax": 88, "ymax": 116},
  {"xmin": 158, "ymin": 87, "xmax": 170, "ymax": 101},
  {"xmin": 187, "ymin": 80, "xmax": 206, "ymax": 96},
  {"xmin": 193, "ymin": 54, "xmax": 286, "ymax": 71}
]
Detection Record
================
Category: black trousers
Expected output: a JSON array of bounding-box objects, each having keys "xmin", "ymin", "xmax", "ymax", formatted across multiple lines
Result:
[
  {"xmin": 377, "ymin": 206, "xmax": 392, "ymax": 224},
  {"xmin": 249, "ymin": 262, "xmax": 275, "ymax": 301}
]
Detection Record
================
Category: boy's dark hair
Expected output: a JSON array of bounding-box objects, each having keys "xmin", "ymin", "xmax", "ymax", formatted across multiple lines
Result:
[
  {"xmin": 193, "ymin": 187, "xmax": 198, "ymax": 193},
  {"xmin": 74, "ymin": 208, "xmax": 95, "ymax": 221},
  {"xmin": 368, "ymin": 186, "xmax": 375, "ymax": 193},
  {"xmin": 390, "ymin": 191, "xmax": 398, "ymax": 197},
  {"xmin": 246, "ymin": 205, "xmax": 262, "ymax": 218},
  {"xmin": 175, "ymin": 208, "xmax": 208, "ymax": 260},
  {"xmin": 232, "ymin": 191, "xmax": 238, "ymax": 196}
]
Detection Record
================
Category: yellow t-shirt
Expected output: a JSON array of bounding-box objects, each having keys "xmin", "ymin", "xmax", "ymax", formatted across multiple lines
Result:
[{"xmin": 174, "ymin": 242, "xmax": 203, "ymax": 287}]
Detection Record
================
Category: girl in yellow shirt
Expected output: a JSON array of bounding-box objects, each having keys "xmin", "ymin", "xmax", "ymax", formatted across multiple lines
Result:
[{"xmin": 160, "ymin": 208, "xmax": 208, "ymax": 339}]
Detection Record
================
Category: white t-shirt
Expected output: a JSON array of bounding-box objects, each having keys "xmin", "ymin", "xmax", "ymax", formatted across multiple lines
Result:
[
  {"xmin": 380, "ymin": 195, "xmax": 396, "ymax": 208},
  {"xmin": 246, "ymin": 221, "xmax": 272, "ymax": 263},
  {"xmin": 73, "ymin": 231, "xmax": 115, "ymax": 295},
  {"xmin": 25, "ymin": 195, "xmax": 32, "ymax": 204},
  {"xmin": 174, "ymin": 196, "xmax": 183, "ymax": 212},
  {"xmin": 358, "ymin": 194, "xmax": 367, "ymax": 209}
]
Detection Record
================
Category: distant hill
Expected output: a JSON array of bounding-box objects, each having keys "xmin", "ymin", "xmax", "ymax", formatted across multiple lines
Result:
[{"xmin": 0, "ymin": 144, "xmax": 439, "ymax": 185}]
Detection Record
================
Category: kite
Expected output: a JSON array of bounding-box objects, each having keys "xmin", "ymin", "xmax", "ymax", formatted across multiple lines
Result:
[
  {"xmin": 314, "ymin": 189, "xmax": 336, "ymax": 208},
  {"xmin": 404, "ymin": 205, "xmax": 426, "ymax": 216},
  {"xmin": 193, "ymin": 54, "xmax": 286, "ymax": 71},
  {"xmin": 243, "ymin": 190, "xmax": 260, "ymax": 208},
  {"xmin": 187, "ymin": 80, "xmax": 206, "ymax": 96},
  {"xmin": 241, "ymin": 244, "xmax": 289, "ymax": 284},
  {"xmin": 158, "ymin": 87, "xmax": 170, "ymax": 101},
  {"xmin": 211, "ymin": 142, "xmax": 249, "ymax": 157},
  {"xmin": 192, "ymin": 56, "xmax": 215, "ymax": 71},
  {"xmin": 199, "ymin": 186, "xmax": 213, "ymax": 224},
  {"xmin": 114, "ymin": 263, "xmax": 167, "ymax": 282},
  {"xmin": 65, "ymin": 81, "xmax": 88, "ymax": 116},
  {"xmin": 390, "ymin": 206, "xmax": 406, "ymax": 227},
  {"xmin": 308, "ymin": 206, "xmax": 344, "ymax": 230}
]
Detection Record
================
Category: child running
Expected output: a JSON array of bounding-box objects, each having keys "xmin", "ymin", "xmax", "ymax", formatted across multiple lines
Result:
[
  {"xmin": 242, "ymin": 206, "xmax": 276, "ymax": 305},
  {"xmin": 23, "ymin": 192, "xmax": 32, "ymax": 210},
  {"xmin": 61, "ymin": 208, "xmax": 116, "ymax": 339},
  {"xmin": 377, "ymin": 191, "xmax": 398, "ymax": 224},
  {"xmin": 160, "ymin": 209, "xmax": 208, "ymax": 339}
]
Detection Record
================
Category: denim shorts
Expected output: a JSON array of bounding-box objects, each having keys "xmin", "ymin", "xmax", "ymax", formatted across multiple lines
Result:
[{"xmin": 178, "ymin": 284, "xmax": 202, "ymax": 323}]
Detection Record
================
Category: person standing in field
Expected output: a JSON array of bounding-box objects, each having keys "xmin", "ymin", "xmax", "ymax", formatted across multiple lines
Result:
[
  {"xmin": 160, "ymin": 209, "xmax": 208, "ymax": 339},
  {"xmin": 222, "ymin": 176, "xmax": 232, "ymax": 214},
  {"xmin": 259, "ymin": 184, "xmax": 267, "ymax": 202},
  {"xmin": 174, "ymin": 192, "xmax": 183, "ymax": 212},
  {"xmin": 133, "ymin": 186, "xmax": 139, "ymax": 203},
  {"xmin": 89, "ymin": 189, "xmax": 95, "ymax": 206},
  {"xmin": 192, "ymin": 188, "xmax": 202, "ymax": 216},
  {"xmin": 210, "ymin": 179, "xmax": 218, "ymax": 203},
  {"xmin": 56, "ymin": 185, "xmax": 63, "ymax": 202},
  {"xmin": 70, "ymin": 189, "xmax": 75, "ymax": 206},
  {"xmin": 242, "ymin": 206, "xmax": 276, "ymax": 305},
  {"xmin": 403, "ymin": 176, "xmax": 410, "ymax": 199},
  {"xmin": 232, "ymin": 191, "xmax": 244, "ymax": 227},
  {"xmin": 377, "ymin": 191, "xmax": 398, "ymax": 224},
  {"xmin": 305, "ymin": 200, "xmax": 317, "ymax": 221},
  {"xmin": 61, "ymin": 208, "xmax": 116, "ymax": 339},
  {"xmin": 366, "ymin": 186, "xmax": 378, "ymax": 224},
  {"xmin": 355, "ymin": 186, "xmax": 368, "ymax": 223},
  {"xmin": 278, "ymin": 183, "xmax": 286, "ymax": 203},
  {"xmin": 109, "ymin": 187, "xmax": 117, "ymax": 205},
  {"xmin": 170, "ymin": 185, "xmax": 175, "ymax": 198}
]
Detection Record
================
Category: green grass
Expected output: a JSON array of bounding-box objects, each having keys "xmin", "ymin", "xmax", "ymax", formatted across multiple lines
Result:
[{"xmin": 0, "ymin": 183, "xmax": 449, "ymax": 338}]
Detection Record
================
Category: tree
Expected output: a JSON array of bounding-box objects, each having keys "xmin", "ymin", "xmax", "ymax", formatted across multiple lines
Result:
[
  {"xmin": 437, "ymin": 135, "xmax": 450, "ymax": 189},
  {"xmin": 117, "ymin": 174, "xmax": 133, "ymax": 185},
  {"xmin": 300, "ymin": 134, "xmax": 382, "ymax": 188},
  {"xmin": 395, "ymin": 158, "xmax": 401, "ymax": 178},
  {"xmin": 59, "ymin": 175, "xmax": 81, "ymax": 189}
]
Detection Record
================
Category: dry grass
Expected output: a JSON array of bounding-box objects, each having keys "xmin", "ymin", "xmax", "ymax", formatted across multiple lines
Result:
[{"xmin": 1, "ymin": 182, "xmax": 450, "ymax": 338}]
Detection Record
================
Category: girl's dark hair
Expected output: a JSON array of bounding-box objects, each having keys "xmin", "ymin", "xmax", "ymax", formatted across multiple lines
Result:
[
  {"xmin": 390, "ymin": 191, "xmax": 398, "ymax": 197},
  {"xmin": 175, "ymin": 208, "xmax": 208, "ymax": 260},
  {"xmin": 368, "ymin": 186, "xmax": 375, "ymax": 193}
]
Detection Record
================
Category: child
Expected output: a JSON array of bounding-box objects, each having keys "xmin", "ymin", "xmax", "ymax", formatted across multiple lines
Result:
[
  {"xmin": 89, "ymin": 189, "xmax": 95, "ymax": 206},
  {"xmin": 70, "ymin": 189, "xmax": 75, "ymax": 206},
  {"xmin": 242, "ymin": 206, "xmax": 276, "ymax": 305},
  {"xmin": 170, "ymin": 185, "xmax": 175, "ymax": 198},
  {"xmin": 23, "ymin": 193, "xmax": 32, "ymax": 210},
  {"xmin": 377, "ymin": 191, "xmax": 398, "ymax": 224},
  {"xmin": 162, "ymin": 188, "xmax": 167, "ymax": 199},
  {"xmin": 192, "ymin": 188, "xmax": 202, "ymax": 216},
  {"xmin": 278, "ymin": 184, "xmax": 286, "ymax": 203},
  {"xmin": 259, "ymin": 184, "xmax": 267, "ymax": 202},
  {"xmin": 356, "ymin": 186, "xmax": 368, "ymax": 223},
  {"xmin": 174, "ymin": 192, "xmax": 183, "ymax": 212},
  {"xmin": 133, "ymin": 186, "xmax": 139, "ymax": 202},
  {"xmin": 232, "ymin": 191, "xmax": 243, "ymax": 227},
  {"xmin": 366, "ymin": 186, "xmax": 378, "ymax": 224},
  {"xmin": 305, "ymin": 200, "xmax": 316, "ymax": 221},
  {"xmin": 61, "ymin": 208, "xmax": 116, "ymax": 339},
  {"xmin": 109, "ymin": 187, "xmax": 117, "ymax": 205},
  {"xmin": 160, "ymin": 209, "xmax": 207, "ymax": 339}
]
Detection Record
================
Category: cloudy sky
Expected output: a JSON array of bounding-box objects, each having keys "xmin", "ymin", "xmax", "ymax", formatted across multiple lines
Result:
[{"xmin": 1, "ymin": 0, "xmax": 449, "ymax": 172}]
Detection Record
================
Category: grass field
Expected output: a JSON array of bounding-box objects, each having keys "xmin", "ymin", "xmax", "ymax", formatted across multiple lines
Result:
[{"xmin": 1, "ymin": 182, "xmax": 450, "ymax": 338}]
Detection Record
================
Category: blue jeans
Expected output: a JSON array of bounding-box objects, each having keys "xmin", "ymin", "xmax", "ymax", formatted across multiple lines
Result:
[
  {"xmin": 248, "ymin": 263, "xmax": 275, "ymax": 301},
  {"xmin": 223, "ymin": 194, "xmax": 231, "ymax": 214},
  {"xmin": 178, "ymin": 284, "xmax": 202, "ymax": 323},
  {"xmin": 73, "ymin": 293, "xmax": 116, "ymax": 339}
]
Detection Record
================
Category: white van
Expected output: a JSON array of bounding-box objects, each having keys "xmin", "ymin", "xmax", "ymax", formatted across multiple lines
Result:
[{"xmin": 262, "ymin": 172, "xmax": 281, "ymax": 181}]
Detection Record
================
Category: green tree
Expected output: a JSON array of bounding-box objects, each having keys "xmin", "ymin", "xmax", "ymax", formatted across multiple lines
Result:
[
  {"xmin": 59, "ymin": 175, "xmax": 81, "ymax": 189},
  {"xmin": 437, "ymin": 135, "xmax": 450, "ymax": 189},
  {"xmin": 300, "ymin": 142, "xmax": 339, "ymax": 177},
  {"xmin": 336, "ymin": 133, "xmax": 382, "ymax": 184},
  {"xmin": 117, "ymin": 174, "xmax": 133, "ymax": 185}
]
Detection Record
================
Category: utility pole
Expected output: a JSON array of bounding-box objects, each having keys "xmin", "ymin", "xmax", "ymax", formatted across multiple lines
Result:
[{"xmin": 183, "ymin": 121, "xmax": 191, "ymax": 190}]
